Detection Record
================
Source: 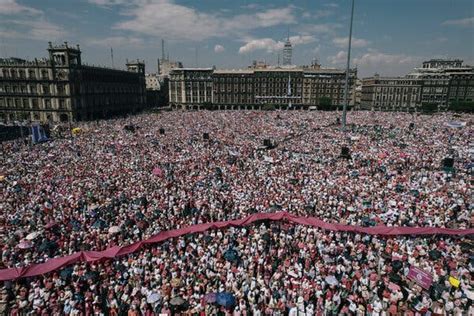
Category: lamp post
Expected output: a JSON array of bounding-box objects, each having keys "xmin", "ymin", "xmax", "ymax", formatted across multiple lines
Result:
[{"xmin": 342, "ymin": 0, "xmax": 355, "ymax": 131}]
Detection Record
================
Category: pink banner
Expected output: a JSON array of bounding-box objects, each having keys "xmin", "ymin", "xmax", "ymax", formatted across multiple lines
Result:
[
  {"xmin": 0, "ymin": 211, "xmax": 472, "ymax": 281},
  {"xmin": 407, "ymin": 266, "xmax": 433, "ymax": 289}
]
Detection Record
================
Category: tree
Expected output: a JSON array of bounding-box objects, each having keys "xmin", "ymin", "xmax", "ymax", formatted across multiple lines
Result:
[
  {"xmin": 319, "ymin": 97, "xmax": 333, "ymax": 111},
  {"xmin": 421, "ymin": 103, "xmax": 438, "ymax": 113},
  {"xmin": 202, "ymin": 102, "xmax": 213, "ymax": 110},
  {"xmin": 449, "ymin": 100, "xmax": 474, "ymax": 113},
  {"xmin": 262, "ymin": 104, "xmax": 276, "ymax": 111}
]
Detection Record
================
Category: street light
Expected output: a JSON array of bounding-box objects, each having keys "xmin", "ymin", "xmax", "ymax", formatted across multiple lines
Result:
[{"xmin": 342, "ymin": 0, "xmax": 355, "ymax": 131}]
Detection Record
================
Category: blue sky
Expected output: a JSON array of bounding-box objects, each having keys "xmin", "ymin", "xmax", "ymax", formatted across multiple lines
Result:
[{"xmin": 0, "ymin": 0, "xmax": 473, "ymax": 77}]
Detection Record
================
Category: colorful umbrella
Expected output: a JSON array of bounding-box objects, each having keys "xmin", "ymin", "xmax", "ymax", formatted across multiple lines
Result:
[
  {"xmin": 25, "ymin": 231, "xmax": 41, "ymax": 240},
  {"xmin": 216, "ymin": 292, "xmax": 235, "ymax": 308},
  {"xmin": 17, "ymin": 240, "xmax": 33, "ymax": 249},
  {"xmin": 204, "ymin": 293, "xmax": 217, "ymax": 304}
]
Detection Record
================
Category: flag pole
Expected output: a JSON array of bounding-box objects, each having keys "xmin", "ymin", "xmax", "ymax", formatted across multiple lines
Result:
[{"xmin": 342, "ymin": 0, "xmax": 355, "ymax": 131}]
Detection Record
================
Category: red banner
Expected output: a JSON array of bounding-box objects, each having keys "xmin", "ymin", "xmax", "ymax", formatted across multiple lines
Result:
[
  {"xmin": 407, "ymin": 266, "xmax": 433, "ymax": 289},
  {"xmin": 0, "ymin": 211, "xmax": 472, "ymax": 281}
]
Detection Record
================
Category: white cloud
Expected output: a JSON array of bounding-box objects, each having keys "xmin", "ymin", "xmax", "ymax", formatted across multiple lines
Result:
[
  {"xmin": 353, "ymin": 50, "xmax": 423, "ymax": 77},
  {"xmin": 315, "ymin": 10, "xmax": 333, "ymax": 18},
  {"xmin": 442, "ymin": 17, "xmax": 474, "ymax": 28},
  {"xmin": 299, "ymin": 23, "xmax": 342, "ymax": 36},
  {"xmin": 328, "ymin": 50, "xmax": 347, "ymax": 65},
  {"xmin": 101, "ymin": 0, "xmax": 296, "ymax": 41},
  {"xmin": 239, "ymin": 38, "xmax": 282, "ymax": 54},
  {"xmin": 0, "ymin": 0, "xmax": 41, "ymax": 15},
  {"xmin": 311, "ymin": 45, "xmax": 321, "ymax": 55},
  {"xmin": 88, "ymin": 36, "xmax": 144, "ymax": 47},
  {"xmin": 325, "ymin": 3, "xmax": 339, "ymax": 8},
  {"xmin": 328, "ymin": 49, "xmax": 422, "ymax": 76},
  {"xmin": 87, "ymin": 0, "xmax": 131, "ymax": 6},
  {"xmin": 332, "ymin": 37, "xmax": 370, "ymax": 48},
  {"xmin": 238, "ymin": 35, "xmax": 316, "ymax": 54},
  {"xmin": 214, "ymin": 44, "xmax": 225, "ymax": 53},
  {"xmin": 353, "ymin": 50, "xmax": 418, "ymax": 67},
  {"xmin": 0, "ymin": 1, "xmax": 66, "ymax": 40}
]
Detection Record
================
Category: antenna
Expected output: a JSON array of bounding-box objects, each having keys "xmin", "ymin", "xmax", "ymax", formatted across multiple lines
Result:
[
  {"xmin": 195, "ymin": 47, "xmax": 198, "ymax": 67},
  {"xmin": 110, "ymin": 47, "xmax": 114, "ymax": 68},
  {"xmin": 161, "ymin": 39, "xmax": 165, "ymax": 61}
]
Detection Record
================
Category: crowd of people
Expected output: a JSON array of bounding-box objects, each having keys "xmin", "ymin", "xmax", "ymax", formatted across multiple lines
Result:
[{"xmin": 0, "ymin": 110, "xmax": 472, "ymax": 315}]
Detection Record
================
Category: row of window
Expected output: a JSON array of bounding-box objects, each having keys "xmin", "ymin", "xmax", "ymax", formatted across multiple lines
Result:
[
  {"xmin": 0, "ymin": 97, "xmax": 68, "ymax": 110},
  {"xmin": 1, "ymin": 68, "xmax": 51, "ymax": 80},
  {"xmin": 0, "ymin": 83, "xmax": 68, "ymax": 95}
]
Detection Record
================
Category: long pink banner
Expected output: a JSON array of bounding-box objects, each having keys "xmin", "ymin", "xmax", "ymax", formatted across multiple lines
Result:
[{"xmin": 1, "ymin": 212, "xmax": 473, "ymax": 281}]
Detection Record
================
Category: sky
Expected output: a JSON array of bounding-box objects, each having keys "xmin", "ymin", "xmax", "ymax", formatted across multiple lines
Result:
[{"xmin": 0, "ymin": 0, "xmax": 473, "ymax": 77}]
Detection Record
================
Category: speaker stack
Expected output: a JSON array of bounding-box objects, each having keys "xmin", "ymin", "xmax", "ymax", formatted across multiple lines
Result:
[
  {"xmin": 340, "ymin": 146, "xmax": 351, "ymax": 159},
  {"xmin": 203, "ymin": 133, "xmax": 209, "ymax": 140},
  {"xmin": 263, "ymin": 139, "xmax": 272, "ymax": 148},
  {"xmin": 443, "ymin": 157, "xmax": 454, "ymax": 168},
  {"xmin": 159, "ymin": 128, "xmax": 165, "ymax": 135}
]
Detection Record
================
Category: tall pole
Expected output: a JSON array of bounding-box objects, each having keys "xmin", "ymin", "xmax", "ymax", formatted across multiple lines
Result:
[
  {"xmin": 110, "ymin": 47, "xmax": 114, "ymax": 68},
  {"xmin": 342, "ymin": 0, "xmax": 355, "ymax": 130}
]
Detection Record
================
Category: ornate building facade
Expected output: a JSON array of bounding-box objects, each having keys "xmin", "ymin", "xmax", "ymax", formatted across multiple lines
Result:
[
  {"xmin": 360, "ymin": 76, "xmax": 421, "ymax": 111},
  {"xmin": 361, "ymin": 59, "xmax": 473, "ymax": 111},
  {"xmin": 169, "ymin": 66, "xmax": 357, "ymax": 110},
  {"xmin": 169, "ymin": 68, "xmax": 213, "ymax": 107},
  {"xmin": 0, "ymin": 42, "xmax": 146, "ymax": 122}
]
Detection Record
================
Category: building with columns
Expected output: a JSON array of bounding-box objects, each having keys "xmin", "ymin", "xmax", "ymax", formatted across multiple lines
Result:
[
  {"xmin": 361, "ymin": 59, "xmax": 473, "ymax": 111},
  {"xmin": 169, "ymin": 65, "xmax": 357, "ymax": 110},
  {"xmin": 0, "ymin": 42, "xmax": 146, "ymax": 123},
  {"xmin": 169, "ymin": 68, "xmax": 213, "ymax": 107}
]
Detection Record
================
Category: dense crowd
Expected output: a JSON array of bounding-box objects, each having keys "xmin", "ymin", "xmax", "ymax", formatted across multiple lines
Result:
[{"xmin": 0, "ymin": 110, "xmax": 472, "ymax": 315}]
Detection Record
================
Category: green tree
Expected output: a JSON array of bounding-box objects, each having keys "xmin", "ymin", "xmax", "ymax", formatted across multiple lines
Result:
[
  {"xmin": 449, "ymin": 100, "xmax": 474, "ymax": 113},
  {"xmin": 421, "ymin": 103, "xmax": 438, "ymax": 113},
  {"xmin": 319, "ymin": 97, "xmax": 333, "ymax": 111},
  {"xmin": 202, "ymin": 102, "xmax": 213, "ymax": 110},
  {"xmin": 262, "ymin": 104, "xmax": 276, "ymax": 111}
]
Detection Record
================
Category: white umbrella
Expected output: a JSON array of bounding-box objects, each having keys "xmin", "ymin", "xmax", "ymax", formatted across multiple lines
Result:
[
  {"xmin": 17, "ymin": 240, "xmax": 34, "ymax": 249},
  {"xmin": 325, "ymin": 275, "xmax": 338, "ymax": 286},
  {"xmin": 25, "ymin": 231, "xmax": 40, "ymax": 240},
  {"xmin": 147, "ymin": 292, "xmax": 161, "ymax": 304},
  {"xmin": 108, "ymin": 226, "xmax": 121, "ymax": 234}
]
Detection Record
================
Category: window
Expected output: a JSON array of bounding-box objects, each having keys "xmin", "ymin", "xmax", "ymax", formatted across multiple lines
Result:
[
  {"xmin": 29, "ymin": 70, "xmax": 36, "ymax": 79},
  {"xmin": 32, "ymin": 99, "xmax": 39, "ymax": 109},
  {"xmin": 57, "ymin": 84, "xmax": 65, "ymax": 95},
  {"xmin": 43, "ymin": 84, "xmax": 50, "ymax": 95},
  {"xmin": 44, "ymin": 99, "xmax": 51, "ymax": 109},
  {"xmin": 23, "ymin": 99, "xmax": 29, "ymax": 108}
]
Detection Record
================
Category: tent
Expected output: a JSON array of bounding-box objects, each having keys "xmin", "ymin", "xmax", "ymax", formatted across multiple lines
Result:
[{"xmin": 216, "ymin": 292, "xmax": 236, "ymax": 308}]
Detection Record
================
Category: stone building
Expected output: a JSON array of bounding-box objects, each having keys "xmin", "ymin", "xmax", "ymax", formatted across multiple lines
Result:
[
  {"xmin": 361, "ymin": 59, "xmax": 473, "ymax": 111},
  {"xmin": 0, "ymin": 42, "xmax": 146, "ymax": 123},
  {"xmin": 169, "ymin": 68, "xmax": 213, "ymax": 108},
  {"xmin": 213, "ymin": 69, "xmax": 255, "ymax": 109},
  {"xmin": 169, "ymin": 66, "xmax": 356, "ymax": 110},
  {"xmin": 303, "ymin": 68, "xmax": 357, "ymax": 107},
  {"xmin": 360, "ymin": 76, "xmax": 422, "ymax": 111}
]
